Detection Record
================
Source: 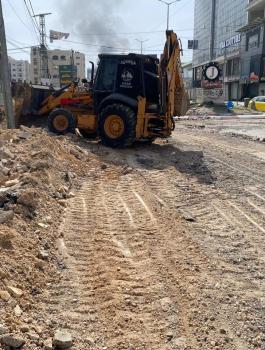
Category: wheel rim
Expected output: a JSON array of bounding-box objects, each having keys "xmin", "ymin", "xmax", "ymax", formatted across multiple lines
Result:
[
  {"xmin": 104, "ymin": 115, "xmax": 125, "ymax": 139},
  {"xmin": 53, "ymin": 115, "xmax": 69, "ymax": 132}
]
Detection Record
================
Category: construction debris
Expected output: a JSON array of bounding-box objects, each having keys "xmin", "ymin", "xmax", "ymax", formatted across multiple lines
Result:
[{"xmin": 0, "ymin": 126, "xmax": 102, "ymax": 349}]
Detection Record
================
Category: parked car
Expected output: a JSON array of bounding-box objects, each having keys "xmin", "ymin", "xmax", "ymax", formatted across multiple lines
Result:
[{"xmin": 248, "ymin": 96, "xmax": 265, "ymax": 111}]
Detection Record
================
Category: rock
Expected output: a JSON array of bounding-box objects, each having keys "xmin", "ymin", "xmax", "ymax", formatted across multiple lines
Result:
[
  {"xmin": 44, "ymin": 338, "xmax": 53, "ymax": 350},
  {"xmin": 32, "ymin": 325, "xmax": 42, "ymax": 335},
  {"xmin": 4, "ymin": 179, "xmax": 20, "ymax": 187},
  {"xmin": 58, "ymin": 200, "xmax": 67, "ymax": 208},
  {"xmin": 38, "ymin": 249, "xmax": 49, "ymax": 260},
  {"xmin": 0, "ymin": 164, "xmax": 9, "ymax": 176},
  {"xmin": 0, "ymin": 268, "xmax": 8, "ymax": 279},
  {"xmin": 17, "ymin": 189, "xmax": 38, "ymax": 209},
  {"xmin": 20, "ymin": 325, "xmax": 30, "ymax": 333},
  {"xmin": 8, "ymin": 298, "xmax": 17, "ymax": 308},
  {"xmin": 14, "ymin": 304, "xmax": 23, "ymax": 317},
  {"xmin": 0, "ymin": 334, "xmax": 25, "ymax": 348},
  {"xmin": 0, "ymin": 324, "xmax": 8, "ymax": 335},
  {"xmin": 6, "ymin": 286, "xmax": 23, "ymax": 298},
  {"xmin": 18, "ymin": 131, "xmax": 32, "ymax": 140},
  {"xmin": 166, "ymin": 332, "xmax": 174, "ymax": 342},
  {"xmin": 34, "ymin": 259, "xmax": 45, "ymax": 271},
  {"xmin": 53, "ymin": 329, "xmax": 73, "ymax": 349},
  {"xmin": 0, "ymin": 210, "xmax": 14, "ymax": 224},
  {"xmin": 38, "ymin": 223, "xmax": 49, "ymax": 229},
  {"xmin": 0, "ymin": 147, "xmax": 15, "ymax": 160},
  {"xmin": 181, "ymin": 210, "xmax": 196, "ymax": 222},
  {"xmin": 0, "ymin": 290, "xmax": 11, "ymax": 302},
  {"xmin": 27, "ymin": 332, "xmax": 39, "ymax": 341}
]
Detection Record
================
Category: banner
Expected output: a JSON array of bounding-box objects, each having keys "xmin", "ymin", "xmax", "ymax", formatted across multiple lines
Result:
[{"xmin": 50, "ymin": 30, "xmax": 70, "ymax": 43}]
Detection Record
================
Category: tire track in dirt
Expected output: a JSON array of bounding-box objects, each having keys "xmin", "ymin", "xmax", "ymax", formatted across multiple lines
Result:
[
  {"xmin": 41, "ymin": 126, "xmax": 265, "ymax": 350},
  {"xmin": 42, "ymin": 173, "xmax": 198, "ymax": 349}
]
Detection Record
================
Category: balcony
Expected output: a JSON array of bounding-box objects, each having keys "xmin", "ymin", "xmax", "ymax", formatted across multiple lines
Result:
[
  {"xmin": 247, "ymin": 0, "xmax": 265, "ymax": 22},
  {"xmin": 247, "ymin": 0, "xmax": 265, "ymax": 11}
]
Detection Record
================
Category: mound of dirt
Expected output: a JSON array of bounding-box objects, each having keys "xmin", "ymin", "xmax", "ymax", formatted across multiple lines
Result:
[{"xmin": 0, "ymin": 126, "xmax": 103, "ymax": 349}]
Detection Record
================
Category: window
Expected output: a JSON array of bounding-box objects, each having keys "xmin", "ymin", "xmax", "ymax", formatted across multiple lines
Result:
[
  {"xmin": 33, "ymin": 58, "xmax": 37, "ymax": 65},
  {"xmin": 60, "ymin": 55, "xmax": 66, "ymax": 60},
  {"xmin": 52, "ymin": 55, "xmax": 59, "ymax": 60},
  {"xmin": 76, "ymin": 56, "xmax": 80, "ymax": 60},
  {"xmin": 256, "ymin": 97, "xmax": 265, "ymax": 102},
  {"xmin": 53, "ymin": 74, "xmax": 58, "ymax": 79},
  {"xmin": 76, "ymin": 63, "xmax": 80, "ymax": 65},
  {"xmin": 34, "ymin": 69, "xmax": 38, "ymax": 74},
  {"xmin": 95, "ymin": 58, "xmax": 118, "ymax": 91}
]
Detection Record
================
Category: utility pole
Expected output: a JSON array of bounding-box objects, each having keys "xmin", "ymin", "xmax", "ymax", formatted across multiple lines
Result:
[
  {"xmin": 33, "ymin": 13, "xmax": 51, "ymax": 80},
  {"xmin": 158, "ymin": 0, "xmax": 180, "ymax": 30},
  {"xmin": 0, "ymin": 0, "xmax": 15, "ymax": 128},
  {"xmin": 135, "ymin": 39, "xmax": 149, "ymax": 54},
  {"xmin": 70, "ymin": 49, "xmax": 74, "ymax": 81}
]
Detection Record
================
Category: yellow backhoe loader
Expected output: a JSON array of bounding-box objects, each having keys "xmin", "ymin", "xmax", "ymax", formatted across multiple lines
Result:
[{"xmin": 14, "ymin": 30, "xmax": 189, "ymax": 147}]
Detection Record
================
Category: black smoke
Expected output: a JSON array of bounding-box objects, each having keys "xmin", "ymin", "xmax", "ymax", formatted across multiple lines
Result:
[{"xmin": 58, "ymin": 0, "xmax": 129, "ymax": 53}]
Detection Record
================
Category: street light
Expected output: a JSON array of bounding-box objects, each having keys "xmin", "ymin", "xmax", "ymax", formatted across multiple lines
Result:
[
  {"xmin": 158, "ymin": 0, "xmax": 181, "ymax": 30},
  {"xmin": 135, "ymin": 39, "xmax": 149, "ymax": 54}
]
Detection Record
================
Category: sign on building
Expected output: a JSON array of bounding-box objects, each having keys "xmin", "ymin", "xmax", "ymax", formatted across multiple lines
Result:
[
  {"xmin": 188, "ymin": 40, "xmax": 198, "ymax": 50},
  {"xmin": 59, "ymin": 65, "xmax": 77, "ymax": 87},
  {"xmin": 220, "ymin": 34, "xmax": 241, "ymax": 49}
]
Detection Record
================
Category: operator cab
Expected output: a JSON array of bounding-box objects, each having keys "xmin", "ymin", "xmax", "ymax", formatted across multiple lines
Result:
[{"xmin": 93, "ymin": 53, "xmax": 160, "ymax": 113}]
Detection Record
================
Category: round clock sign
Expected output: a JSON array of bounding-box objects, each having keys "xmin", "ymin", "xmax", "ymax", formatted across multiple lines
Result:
[{"xmin": 203, "ymin": 62, "xmax": 221, "ymax": 82}]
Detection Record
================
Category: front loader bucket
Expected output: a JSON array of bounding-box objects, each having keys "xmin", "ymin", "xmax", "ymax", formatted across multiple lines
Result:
[
  {"xmin": 12, "ymin": 83, "xmax": 54, "ymax": 126},
  {"xmin": 12, "ymin": 83, "xmax": 32, "ymax": 126}
]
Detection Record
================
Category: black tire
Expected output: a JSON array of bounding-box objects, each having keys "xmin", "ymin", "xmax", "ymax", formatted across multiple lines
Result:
[
  {"xmin": 99, "ymin": 104, "xmax": 136, "ymax": 148},
  {"xmin": 48, "ymin": 108, "xmax": 76, "ymax": 134},
  {"xmin": 78, "ymin": 128, "xmax": 98, "ymax": 139}
]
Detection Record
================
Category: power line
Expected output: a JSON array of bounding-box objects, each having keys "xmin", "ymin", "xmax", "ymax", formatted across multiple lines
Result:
[
  {"xmin": 6, "ymin": 39, "xmax": 30, "ymax": 54},
  {"xmin": 28, "ymin": 0, "xmax": 40, "ymax": 30},
  {"xmin": 23, "ymin": 0, "xmax": 39, "ymax": 42},
  {"xmin": 6, "ymin": 0, "xmax": 32, "ymax": 33}
]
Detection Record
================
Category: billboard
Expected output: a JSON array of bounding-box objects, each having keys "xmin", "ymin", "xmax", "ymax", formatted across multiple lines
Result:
[{"xmin": 59, "ymin": 65, "xmax": 77, "ymax": 87}]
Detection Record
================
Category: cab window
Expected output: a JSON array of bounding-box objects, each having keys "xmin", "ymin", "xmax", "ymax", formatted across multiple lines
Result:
[{"xmin": 95, "ymin": 58, "xmax": 118, "ymax": 91}]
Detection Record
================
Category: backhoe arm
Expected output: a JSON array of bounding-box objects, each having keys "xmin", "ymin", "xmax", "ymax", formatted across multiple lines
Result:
[{"xmin": 159, "ymin": 30, "xmax": 189, "ymax": 117}]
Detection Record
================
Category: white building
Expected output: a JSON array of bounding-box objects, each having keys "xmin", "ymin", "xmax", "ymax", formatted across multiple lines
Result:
[
  {"xmin": 30, "ymin": 47, "xmax": 86, "ymax": 87},
  {"xmin": 9, "ymin": 57, "xmax": 31, "ymax": 83}
]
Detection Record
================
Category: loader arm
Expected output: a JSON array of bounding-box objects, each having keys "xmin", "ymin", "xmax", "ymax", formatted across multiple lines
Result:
[
  {"xmin": 159, "ymin": 30, "xmax": 188, "ymax": 117},
  {"xmin": 37, "ymin": 82, "xmax": 76, "ymax": 116}
]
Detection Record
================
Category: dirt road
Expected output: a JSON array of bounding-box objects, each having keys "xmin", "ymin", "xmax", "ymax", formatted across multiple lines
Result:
[{"xmin": 41, "ymin": 121, "xmax": 265, "ymax": 350}]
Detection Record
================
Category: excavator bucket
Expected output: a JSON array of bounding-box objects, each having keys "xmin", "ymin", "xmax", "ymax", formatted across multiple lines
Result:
[
  {"xmin": 12, "ymin": 83, "xmax": 54, "ymax": 126},
  {"xmin": 160, "ymin": 30, "xmax": 189, "ymax": 117}
]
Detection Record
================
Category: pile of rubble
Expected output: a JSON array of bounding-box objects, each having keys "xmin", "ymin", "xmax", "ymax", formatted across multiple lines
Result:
[{"xmin": 0, "ymin": 126, "xmax": 100, "ymax": 349}]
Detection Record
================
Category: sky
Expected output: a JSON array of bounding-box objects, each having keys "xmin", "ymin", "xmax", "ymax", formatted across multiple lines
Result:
[{"xmin": 4, "ymin": 0, "xmax": 195, "ymax": 70}]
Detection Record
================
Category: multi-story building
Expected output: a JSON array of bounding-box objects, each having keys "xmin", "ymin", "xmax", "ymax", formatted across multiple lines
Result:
[
  {"xmin": 48, "ymin": 50, "xmax": 86, "ymax": 87},
  {"xmin": 30, "ymin": 47, "xmax": 86, "ymax": 87},
  {"xmin": 238, "ymin": 0, "xmax": 265, "ymax": 97},
  {"xmin": 193, "ymin": 0, "xmax": 249, "ymax": 102},
  {"xmin": 8, "ymin": 57, "xmax": 31, "ymax": 83}
]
